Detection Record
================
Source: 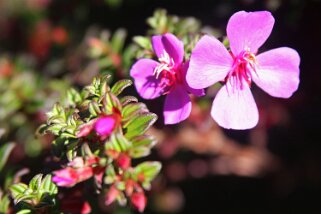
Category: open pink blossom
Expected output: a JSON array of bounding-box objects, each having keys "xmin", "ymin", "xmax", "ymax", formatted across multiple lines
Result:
[
  {"xmin": 130, "ymin": 33, "xmax": 204, "ymax": 124},
  {"xmin": 186, "ymin": 11, "xmax": 300, "ymax": 129}
]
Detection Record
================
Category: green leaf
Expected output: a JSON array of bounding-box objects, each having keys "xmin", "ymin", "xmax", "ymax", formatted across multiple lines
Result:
[
  {"xmin": 0, "ymin": 142, "xmax": 15, "ymax": 171},
  {"xmin": 47, "ymin": 115, "xmax": 65, "ymax": 125},
  {"xmin": 134, "ymin": 161, "xmax": 161, "ymax": 188},
  {"xmin": 15, "ymin": 194, "xmax": 36, "ymax": 204},
  {"xmin": 103, "ymin": 92, "xmax": 122, "ymax": 114},
  {"xmin": 9, "ymin": 183, "xmax": 28, "ymax": 199},
  {"xmin": 124, "ymin": 113, "xmax": 157, "ymax": 139},
  {"xmin": 111, "ymin": 28, "xmax": 127, "ymax": 53},
  {"xmin": 121, "ymin": 103, "xmax": 148, "ymax": 121},
  {"xmin": 106, "ymin": 133, "xmax": 131, "ymax": 152},
  {"xmin": 88, "ymin": 101, "xmax": 101, "ymax": 117},
  {"xmin": 133, "ymin": 36, "xmax": 152, "ymax": 50},
  {"xmin": 111, "ymin": 79, "xmax": 132, "ymax": 96},
  {"xmin": 104, "ymin": 165, "xmax": 117, "ymax": 184},
  {"xmin": 129, "ymin": 147, "xmax": 150, "ymax": 158},
  {"xmin": 17, "ymin": 209, "xmax": 32, "ymax": 214},
  {"xmin": 0, "ymin": 193, "xmax": 10, "ymax": 213},
  {"xmin": 129, "ymin": 135, "xmax": 157, "ymax": 158},
  {"xmin": 67, "ymin": 88, "xmax": 82, "ymax": 105},
  {"xmin": 120, "ymin": 96, "xmax": 138, "ymax": 106},
  {"xmin": 10, "ymin": 174, "xmax": 59, "ymax": 210},
  {"xmin": 222, "ymin": 36, "xmax": 229, "ymax": 48},
  {"xmin": 66, "ymin": 140, "xmax": 78, "ymax": 161},
  {"xmin": 40, "ymin": 175, "xmax": 57, "ymax": 194},
  {"xmin": 131, "ymin": 135, "xmax": 157, "ymax": 148},
  {"xmin": 29, "ymin": 174, "xmax": 42, "ymax": 191}
]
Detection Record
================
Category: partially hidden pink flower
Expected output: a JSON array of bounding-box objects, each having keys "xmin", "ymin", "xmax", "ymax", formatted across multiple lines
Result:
[
  {"xmin": 186, "ymin": 11, "xmax": 300, "ymax": 129},
  {"xmin": 77, "ymin": 114, "xmax": 118, "ymax": 139},
  {"xmin": 130, "ymin": 33, "xmax": 204, "ymax": 124},
  {"xmin": 52, "ymin": 157, "xmax": 99, "ymax": 187},
  {"xmin": 94, "ymin": 115, "xmax": 118, "ymax": 138},
  {"xmin": 52, "ymin": 167, "xmax": 80, "ymax": 187}
]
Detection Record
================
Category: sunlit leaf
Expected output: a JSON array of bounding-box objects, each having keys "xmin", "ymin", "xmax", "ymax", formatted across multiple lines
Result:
[{"xmin": 111, "ymin": 79, "xmax": 132, "ymax": 96}]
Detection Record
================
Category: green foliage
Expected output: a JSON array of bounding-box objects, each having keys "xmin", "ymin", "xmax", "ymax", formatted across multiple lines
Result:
[
  {"xmin": 124, "ymin": 113, "xmax": 157, "ymax": 139},
  {"xmin": 111, "ymin": 79, "xmax": 132, "ymax": 96},
  {"xmin": 147, "ymin": 9, "xmax": 201, "ymax": 36},
  {"xmin": 10, "ymin": 174, "xmax": 58, "ymax": 213},
  {"xmin": 87, "ymin": 29, "xmax": 137, "ymax": 78},
  {"xmin": 0, "ymin": 142, "xmax": 15, "ymax": 172},
  {"xmin": 133, "ymin": 162, "xmax": 162, "ymax": 190},
  {"xmin": 106, "ymin": 132, "xmax": 132, "ymax": 152},
  {"xmin": 0, "ymin": 191, "xmax": 10, "ymax": 214},
  {"xmin": 39, "ymin": 75, "xmax": 161, "ymax": 212},
  {"xmin": 133, "ymin": 9, "xmax": 205, "ymax": 59},
  {"xmin": 42, "ymin": 75, "xmax": 159, "ymax": 161}
]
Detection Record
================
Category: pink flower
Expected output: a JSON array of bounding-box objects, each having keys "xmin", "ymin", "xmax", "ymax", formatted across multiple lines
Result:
[
  {"xmin": 52, "ymin": 157, "xmax": 100, "ymax": 187},
  {"xmin": 52, "ymin": 167, "xmax": 94, "ymax": 187},
  {"xmin": 94, "ymin": 115, "xmax": 118, "ymax": 138},
  {"xmin": 130, "ymin": 33, "xmax": 204, "ymax": 124},
  {"xmin": 186, "ymin": 11, "xmax": 300, "ymax": 129}
]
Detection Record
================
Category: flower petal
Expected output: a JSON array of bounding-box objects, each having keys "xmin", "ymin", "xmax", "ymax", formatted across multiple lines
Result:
[
  {"xmin": 181, "ymin": 61, "xmax": 205, "ymax": 96},
  {"xmin": 211, "ymin": 80, "xmax": 259, "ymax": 129},
  {"xmin": 186, "ymin": 35, "xmax": 232, "ymax": 89},
  {"xmin": 163, "ymin": 85, "xmax": 191, "ymax": 124},
  {"xmin": 130, "ymin": 58, "xmax": 163, "ymax": 99},
  {"xmin": 152, "ymin": 33, "xmax": 184, "ymax": 65},
  {"xmin": 227, "ymin": 11, "xmax": 275, "ymax": 55},
  {"xmin": 253, "ymin": 47, "xmax": 300, "ymax": 98},
  {"xmin": 94, "ymin": 115, "xmax": 117, "ymax": 137}
]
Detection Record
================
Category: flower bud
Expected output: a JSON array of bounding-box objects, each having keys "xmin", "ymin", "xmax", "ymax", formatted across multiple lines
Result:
[
  {"xmin": 117, "ymin": 153, "xmax": 131, "ymax": 170},
  {"xmin": 94, "ymin": 115, "xmax": 117, "ymax": 138},
  {"xmin": 76, "ymin": 122, "xmax": 94, "ymax": 138},
  {"xmin": 105, "ymin": 185, "xmax": 119, "ymax": 206},
  {"xmin": 131, "ymin": 192, "xmax": 147, "ymax": 213}
]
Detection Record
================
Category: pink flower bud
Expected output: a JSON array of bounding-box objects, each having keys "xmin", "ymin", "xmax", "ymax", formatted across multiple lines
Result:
[
  {"xmin": 76, "ymin": 122, "xmax": 95, "ymax": 138},
  {"xmin": 94, "ymin": 115, "xmax": 118, "ymax": 138},
  {"xmin": 81, "ymin": 201, "xmax": 91, "ymax": 214},
  {"xmin": 131, "ymin": 192, "xmax": 147, "ymax": 213},
  {"xmin": 117, "ymin": 153, "xmax": 131, "ymax": 170},
  {"xmin": 105, "ymin": 185, "xmax": 119, "ymax": 206}
]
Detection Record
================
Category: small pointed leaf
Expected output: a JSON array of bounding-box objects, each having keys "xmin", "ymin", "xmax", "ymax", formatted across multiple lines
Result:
[{"xmin": 111, "ymin": 79, "xmax": 132, "ymax": 96}]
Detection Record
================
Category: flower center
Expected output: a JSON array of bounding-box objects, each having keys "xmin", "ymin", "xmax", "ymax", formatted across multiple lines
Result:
[
  {"xmin": 153, "ymin": 51, "xmax": 177, "ymax": 94},
  {"xmin": 225, "ymin": 49, "xmax": 257, "ymax": 91}
]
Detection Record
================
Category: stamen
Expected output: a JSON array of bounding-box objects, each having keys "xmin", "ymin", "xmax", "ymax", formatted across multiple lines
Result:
[
  {"xmin": 153, "ymin": 50, "xmax": 177, "ymax": 94},
  {"xmin": 225, "ymin": 49, "xmax": 258, "ymax": 92}
]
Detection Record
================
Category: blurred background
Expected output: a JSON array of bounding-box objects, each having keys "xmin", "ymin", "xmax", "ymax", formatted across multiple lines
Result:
[{"xmin": 1, "ymin": 0, "xmax": 321, "ymax": 213}]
